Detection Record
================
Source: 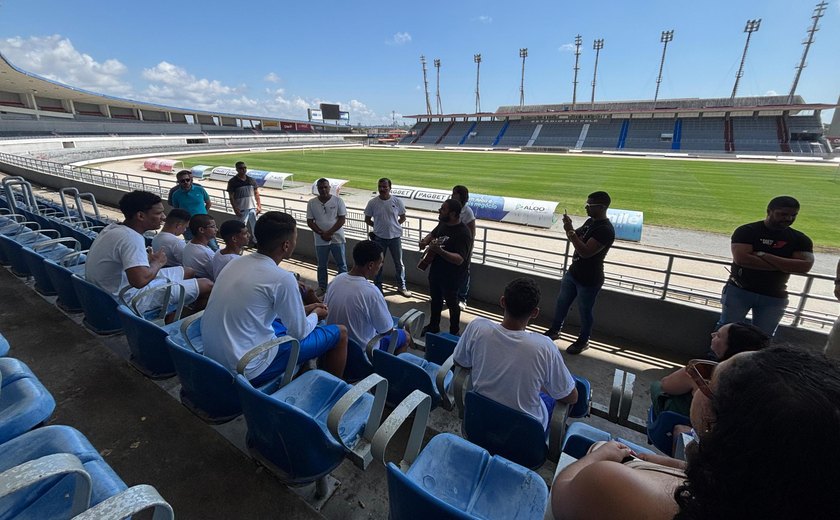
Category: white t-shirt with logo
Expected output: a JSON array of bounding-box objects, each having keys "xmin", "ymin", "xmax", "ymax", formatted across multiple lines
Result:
[
  {"xmin": 306, "ymin": 195, "xmax": 347, "ymax": 246},
  {"xmin": 364, "ymin": 195, "xmax": 406, "ymax": 240}
]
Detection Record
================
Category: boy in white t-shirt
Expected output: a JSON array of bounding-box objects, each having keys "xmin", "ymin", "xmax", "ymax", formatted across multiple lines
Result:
[
  {"xmin": 453, "ymin": 277, "xmax": 578, "ymax": 430},
  {"xmin": 151, "ymin": 208, "xmax": 190, "ymax": 267},
  {"xmin": 211, "ymin": 219, "xmax": 249, "ymax": 281},
  {"xmin": 182, "ymin": 214, "xmax": 216, "ymax": 280}
]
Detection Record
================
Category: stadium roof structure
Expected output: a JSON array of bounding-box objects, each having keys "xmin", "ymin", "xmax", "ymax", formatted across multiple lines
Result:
[
  {"xmin": 0, "ymin": 52, "xmax": 339, "ymax": 129},
  {"xmin": 407, "ymin": 95, "xmax": 837, "ymax": 121}
]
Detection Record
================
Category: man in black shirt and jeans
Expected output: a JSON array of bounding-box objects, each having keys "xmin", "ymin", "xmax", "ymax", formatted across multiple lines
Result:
[
  {"xmin": 419, "ymin": 199, "xmax": 473, "ymax": 336},
  {"xmin": 545, "ymin": 191, "xmax": 615, "ymax": 354},
  {"xmin": 716, "ymin": 196, "xmax": 814, "ymax": 337}
]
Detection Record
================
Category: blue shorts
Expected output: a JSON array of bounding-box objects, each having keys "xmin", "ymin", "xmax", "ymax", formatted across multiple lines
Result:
[
  {"xmin": 250, "ymin": 324, "xmax": 341, "ymax": 386},
  {"xmin": 378, "ymin": 328, "xmax": 409, "ymax": 352}
]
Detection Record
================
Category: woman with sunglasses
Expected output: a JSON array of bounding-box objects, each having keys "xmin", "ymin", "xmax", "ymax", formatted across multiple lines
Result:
[
  {"xmin": 651, "ymin": 322, "xmax": 769, "ymax": 416},
  {"xmin": 551, "ymin": 346, "xmax": 840, "ymax": 519}
]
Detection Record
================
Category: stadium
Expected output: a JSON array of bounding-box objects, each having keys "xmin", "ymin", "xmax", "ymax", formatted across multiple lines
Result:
[{"xmin": 0, "ymin": 2, "xmax": 839, "ymax": 518}]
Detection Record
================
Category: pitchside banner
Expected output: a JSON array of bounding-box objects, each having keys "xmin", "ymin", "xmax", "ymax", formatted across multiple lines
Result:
[
  {"xmin": 310, "ymin": 178, "xmax": 349, "ymax": 196},
  {"xmin": 207, "ymin": 167, "xmax": 293, "ymax": 189},
  {"xmin": 606, "ymin": 209, "xmax": 644, "ymax": 242},
  {"xmin": 391, "ymin": 185, "xmax": 558, "ymax": 228}
]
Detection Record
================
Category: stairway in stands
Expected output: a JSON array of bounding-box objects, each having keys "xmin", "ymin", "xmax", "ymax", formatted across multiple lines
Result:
[
  {"xmin": 410, "ymin": 123, "xmax": 431, "ymax": 144},
  {"xmin": 776, "ymin": 116, "xmax": 791, "ymax": 153}
]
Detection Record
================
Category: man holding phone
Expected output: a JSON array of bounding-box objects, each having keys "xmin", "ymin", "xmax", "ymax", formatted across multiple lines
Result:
[{"xmin": 544, "ymin": 191, "xmax": 615, "ymax": 354}]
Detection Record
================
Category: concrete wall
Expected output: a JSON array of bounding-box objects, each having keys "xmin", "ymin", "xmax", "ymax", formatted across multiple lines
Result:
[{"xmin": 2, "ymin": 158, "xmax": 829, "ymax": 361}]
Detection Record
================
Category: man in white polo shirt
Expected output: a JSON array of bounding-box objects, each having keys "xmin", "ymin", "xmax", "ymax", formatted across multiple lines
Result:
[
  {"xmin": 453, "ymin": 277, "xmax": 578, "ymax": 431},
  {"xmin": 364, "ymin": 177, "xmax": 411, "ymax": 297},
  {"xmin": 85, "ymin": 190, "xmax": 213, "ymax": 316},
  {"xmin": 307, "ymin": 177, "xmax": 347, "ymax": 296},
  {"xmin": 202, "ymin": 211, "xmax": 348, "ymax": 385}
]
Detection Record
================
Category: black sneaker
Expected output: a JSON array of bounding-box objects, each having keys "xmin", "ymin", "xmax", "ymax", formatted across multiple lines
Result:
[
  {"xmin": 543, "ymin": 329, "xmax": 561, "ymax": 341},
  {"xmin": 398, "ymin": 287, "xmax": 413, "ymax": 298},
  {"xmin": 566, "ymin": 339, "xmax": 590, "ymax": 355},
  {"xmin": 420, "ymin": 325, "xmax": 439, "ymax": 337}
]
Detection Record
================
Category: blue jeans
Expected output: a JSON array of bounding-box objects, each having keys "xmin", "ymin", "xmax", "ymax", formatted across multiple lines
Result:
[
  {"xmin": 373, "ymin": 236, "xmax": 406, "ymax": 290},
  {"xmin": 315, "ymin": 243, "xmax": 348, "ymax": 290},
  {"xmin": 716, "ymin": 283, "xmax": 787, "ymax": 337},
  {"xmin": 458, "ymin": 265, "xmax": 470, "ymax": 303},
  {"xmin": 550, "ymin": 272, "xmax": 602, "ymax": 342},
  {"xmin": 239, "ymin": 209, "xmax": 257, "ymax": 244}
]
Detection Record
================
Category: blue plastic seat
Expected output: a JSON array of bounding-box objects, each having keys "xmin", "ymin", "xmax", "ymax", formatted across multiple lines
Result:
[
  {"xmin": 116, "ymin": 305, "xmax": 177, "ymax": 379},
  {"xmin": 0, "ymin": 334, "xmax": 8, "ymax": 357},
  {"xmin": 424, "ymin": 332, "xmax": 459, "ymax": 365},
  {"xmin": 71, "ymin": 274, "xmax": 122, "ymax": 335},
  {"xmin": 562, "ymin": 422, "xmax": 656, "ymax": 459},
  {"xmin": 343, "ymin": 310, "xmax": 426, "ymax": 383},
  {"xmin": 0, "ymin": 425, "xmax": 127, "ymax": 518},
  {"xmin": 462, "ymin": 377, "xmax": 592, "ymax": 470},
  {"xmin": 386, "ymin": 433, "xmax": 548, "ymax": 520},
  {"xmin": 0, "ymin": 358, "xmax": 36, "ymax": 385},
  {"xmin": 43, "ymin": 259, "xmax": 86, "ymax": 313},
  {"xmin": 343, "ymin": 338, "xmax": 375, "ymax": 382},
  {"xmin": 19, "ymin": 240, "xmax": 81, "ymax": 295},
  {"xmin": 646, "ymin": 406, "xmax": 692, "ymax": 457},
  {"xmin": 373, "ymin": 351, "xmax": 451, "ymax": 409},
  {"xmin": 0, "ymin": 231, "xmax": 58, "ymax": 277},
  {"xmin": 0, "ymin": 369, "xmax": 56, "ymax": 444}
]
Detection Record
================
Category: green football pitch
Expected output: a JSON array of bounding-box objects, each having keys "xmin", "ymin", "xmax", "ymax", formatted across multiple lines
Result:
[{"xmin": 178, "ymin": 148, "xmax": 840, "ymax": 248}]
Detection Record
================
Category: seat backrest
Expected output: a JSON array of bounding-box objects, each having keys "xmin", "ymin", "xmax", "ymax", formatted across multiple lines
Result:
[
  {"xmin": 115, "ymin": 305, "xmax": 176, "ymax": 379},
  {"xmin": 386, "ymin": 463, "xmax": 476, "ymax": 520},
  {"xmin": 463, "ymin": 391, "xmax": 547, "ymax": 470},
  {"xmin": 43, "ymin": 259, "xmax": 83, "ymax": 313},
  {"xmin": 0, "ymin": 376, "xmax": 57, "ymax": 444},
  {"xmin": 646, "ymin": 407, "xmax": 692, "ymax": 457},
  {"xmin": 234, "ymin": 374, "xmax": 346, "ymax": 484},
  {"xmin": 569, "ymin": 376, "xmax": 592, "ymax": 418},
  {"xmin": 424, "ymin": 332, "xmax": 459, "ymax": 365},
  {"xmin": 70, "ymin": 275, "xmax": 122, "ymax": 335},
  {"xmin": 372, "ymin": 350, "xmax": 439, "ymax": 408},
  {"xmin": 163, "ymin": 337, "xmax": 240, "ymax": 424},
  {"xmin": 343, "ymin": 339, "xmax": 374, "ymax": 382}
]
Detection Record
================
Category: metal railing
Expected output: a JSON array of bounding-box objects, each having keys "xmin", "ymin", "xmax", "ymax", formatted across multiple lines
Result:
[{"xmin": 0, "ymin": 150, "xmax": 836, "ymax": 330}]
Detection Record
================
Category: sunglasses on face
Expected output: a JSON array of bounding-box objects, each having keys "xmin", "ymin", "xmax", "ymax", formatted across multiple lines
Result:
[
  {"xmin": 178, "ymin": 178, "xmax": 192, "ymax": 184},
  {"xmin": 584, "ymin": 203, "xmax": 604, "ymax": 209},
  {"xmin": 685, "ymin": 359, "xmax": 718, "ymax": 399}
]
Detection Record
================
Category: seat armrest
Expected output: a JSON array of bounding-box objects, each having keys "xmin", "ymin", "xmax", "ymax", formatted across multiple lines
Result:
[
  {"xmin": 371, "ymin": 390, "xmax": 432, "ymax": 471},
  {"xmin": 436, "ymin": 355, "xmax": 471, "ymax": 417},
  {"xmin": 33, "ymin": 237, "xmax": 81, "ymax": 253},
  {"xmin": 326, "ymin": 373, "xmax": 388, "ymax": 469},
  {"xmin": 179, "ymin": 310, "xmax": 204, "ymax": 352},
  {"xmin": 365, "ymin": 330, "xmax": 394, "ymax": 358},
  {"xmin": 0, "ymin": 453, "xmax": 91, "ymax": 517},
  {"xmin": 237, "ymin": 335, "xmax": 301, "ymax": 388},
  {"xmin": 71, "ymin": 484, "xmax": 173, "ymax": 520},
  {"xmin": 548, "ymin": 401, "xmax": 573, "ymax": 462},
  {"xmin": 396, "ymin": 308, "xmax": 425, "ymax": 338}
]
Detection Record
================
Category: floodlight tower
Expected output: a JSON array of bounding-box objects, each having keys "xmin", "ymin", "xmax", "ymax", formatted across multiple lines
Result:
[
  {"xmin": 420, "ymin": 55, "xmax": 432, "ymax": 116},
  {"xmin": 519, "ymin": 48, "xmax": 528, "ymax": 110},
  {"xmin": 590, "ymin": 39, "xmax": 604, "ymax": 110},
  {"xmin": 731, "ymin": 19, "xmax": 761, "ymax": 102},
  {"xmin": 474, "ymin": 54, "xmax": 482, "ymax": 114},
  {"xmin": 652, "ymin": 30, "xmax": 674, "ymax": 109},
  {"xmin": 572, "ymin": 35, "xmax": 582, "ymax": 110},
  {"xmin": 788, "ymin": 1, "xmax": 828, "ymax": 105},
  {"xmin": 434, "ymin": 59, "xmax": 443, "ymax": 114}
]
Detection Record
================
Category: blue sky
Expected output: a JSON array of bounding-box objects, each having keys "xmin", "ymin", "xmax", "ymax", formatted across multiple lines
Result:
[{"xmin": 0, "ymin": 0, "xmax": 837, "ymax": 125}]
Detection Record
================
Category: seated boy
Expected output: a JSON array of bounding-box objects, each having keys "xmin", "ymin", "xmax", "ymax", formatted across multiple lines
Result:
[
  {"xmin": 453, "ymin": 277, "xmax": 578, "ymax": 431},
  {"xmin": 182, "ymin": 214, "xmax": 216, "ymax": 280},
  {"xmin": 212, "ymin": 219, "xmax": 249, "ymax": 280},
  {"xmin": 151, "ymin": 208, "xmax": 190, "ymax": 267}
]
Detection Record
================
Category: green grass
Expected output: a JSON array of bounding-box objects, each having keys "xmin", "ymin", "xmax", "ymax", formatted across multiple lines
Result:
[{"xmin": 177, "ymin": 148, "xmax": 840, "ymax": 248}]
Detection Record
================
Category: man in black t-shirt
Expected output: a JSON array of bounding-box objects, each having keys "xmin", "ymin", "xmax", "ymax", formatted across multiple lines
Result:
[
  {"xmin": 226, "ymin": 161, "xmax": 262, "ymax": 245},
  {"xmin": 716, "ymin": 196, "xmax": 814, "ymax": 336},
  {"xmin": 419, "ymin": 199, "xmax": 473, "ymax": 336},
  {"xmin": 544, "ymin": 191, "xmax": 615, "ymax": 354}
]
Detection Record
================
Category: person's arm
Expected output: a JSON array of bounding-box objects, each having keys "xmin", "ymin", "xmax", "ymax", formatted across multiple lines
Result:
[
  {"xmin": 835, "ymin": 259, "xmax": 840, "ymax": 301},
  {"xmin": 567, "ymin": 233, "xmax": 606, "ymax": 259},
  {"xmin": 659, "ymin": 367, "xmax": 694, "ymax": 396},
  {"xmin": 125, "ymin": 250, "xmax": 166, "ymax": 289},
  {"xmin": 756, "ymin": 250, "xmax": 815, "ymax": 274},
  {"xmin": 558, "ymin": 386, "xmax": 578, "ymax": 405},
  {"xmin": 429, "ymin": 239, "xmax": 463, "ymax": 265},
  {"xmin": 365, "ymin": 215, "xmax": 374, "ymax": 228},
  {"xmin": 228, "ymin": 190, "xmax": 240, "ymax": 217},
  {"xmin": 466, "ymin": 219, "xmax": 476, "ymax": 238},
  {"xmin": 636, "ymin": 452, "xmax": 687, "ymax": 470},
  {"xmin": 306, "ymin": 218, "xmax": 321, "ymax": 234},
  {"xmin": 398, "ymin": 212, "xmax": 406, "ymax": 225},
  {"xmin": 254, "ymin": 186, "xmax": 262, "ymax": 214},
  {"xmin": 203, "ymin": 187, "xmax": 212, "ymax": 212},
  {"xmin": 322, "ymin": 216, "xmax": 346, "ymax": 241}
]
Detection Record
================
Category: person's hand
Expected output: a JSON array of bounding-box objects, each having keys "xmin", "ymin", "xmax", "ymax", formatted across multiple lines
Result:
[
  {"xmin": 305, "ymin": 303, "xmax": 328, "ymax": 320},
  {"xmin": 428, "ymin": 238, "xmax": 444, "ymax": 253},
  {"xmin": 562, "ymin": 214, "xmax": 574, "ymax": 232},
  {"xmin": 148, "ymin": 248, "xmax": 167, "ymax": 268},
  {"xmin": 233, "ymin": 209, "xmax": 242, "ymax": 218},
  {"xmin": 588, "ymin": 441, "xmax": 632, "ymax": 463},
  {"xmin": 256, "ymin": 205, "xmax": 262, "ymax": 215},
  {"xmin": 321, "ymin": 231, "xmax": 333, "ymax": 241}
]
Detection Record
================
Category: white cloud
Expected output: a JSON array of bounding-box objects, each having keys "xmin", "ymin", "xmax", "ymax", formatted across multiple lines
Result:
[
  {"xmin": 387, "ymin": 32, "xmax": 412, "ymax": 46},
  {"xmin": 473, "ymin": 15, "xmax": 493, "ymax": 24},
  {"xmin": 141, "ymin": 61, "xmax": 244, "ymax": 109},
  {"xmin": 765, "ymin": 90, "xmax": 778, "ymax": 96},
  {"xmin": 264, "ymin": 72, "xmax": 280, "ymax": 83},
  {"xmin": 0, "ymin": 35, "xmax": 133, "ymax": 96},
  {"xmin": 558, "ymin": 43, "xmax": 576, "ymax": 52}
]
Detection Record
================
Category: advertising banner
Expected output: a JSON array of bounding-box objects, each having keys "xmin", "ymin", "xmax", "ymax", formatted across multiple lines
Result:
[
  {"xmin": 208, "ymin": 166, "xmax": 236, "ymax": 181},
  {"xmin": 310, "ymin": 178, "xmax": 349, "ymax": 196},
  {"xmin": 390, "ymin": 185, "xmax": 558, "ymax": 228},
  {"xmin": 308, "ymin": 109, "xmax": 323, "ymax": 122},
  {"xmin": 246, "ymin": 170, "xmax": 294, "ymax": 189},
  {"xmin": 606, "ymin": 209, "xmax": 644, "ymax": 242},
  {"xmin": 280, "ymin": 122, "xmax": 295, "ymax": 131},
  {"xmin": 297, "ymin": 123, "xmax": 312, "ymax": 132},
  {"xmin": 190, "ymin": 165, "xmax": 214, "ymax": 180}
]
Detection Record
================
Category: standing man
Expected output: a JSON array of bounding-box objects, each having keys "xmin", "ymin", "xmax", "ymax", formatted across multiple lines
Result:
[
  {"xmin": 544, "ymin": 191, "xmax": 615, "ymax": 354},
  {"xmin": 452, "ymin": 185, "xmax": 476, "ymax": 310},
  {"xmin": 825, "ymin": 259, "xmax": 840, "ymax": 359},
  {"xmin": 716, "ymin": 196, "xmax": 814, "ymax": 336},
  {"xmin": 419, "ymin": 199, "xmax": 473, "ymax": 336},
  {"xmin": 171, "ymin": 169, "xmax": 217, "ymax": 250},
  {"xmin": 227, "ymin": 161, "xmax": 261, "ymax": 246},
  {"xmin": 364, "ymin": 177, "xmax": 411, "ymax": 297},
  {"xmin": 453, "ymin": 277, "xmax": 578, "ymax": 431},
  {"xmin": 307, "ymin": 178, "xmax": 348, "ymax": 296}
]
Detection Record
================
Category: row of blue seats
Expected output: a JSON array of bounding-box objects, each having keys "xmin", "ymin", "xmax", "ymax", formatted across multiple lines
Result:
[{"xmin": 0, "ymin": 333, "xmax": 173, "ymax": 518}]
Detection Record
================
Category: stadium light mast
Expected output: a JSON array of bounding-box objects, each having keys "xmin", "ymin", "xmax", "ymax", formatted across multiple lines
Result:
[
  {"xmin": 731, "ymin": 19, "xmax": 761, "ymax": 102},
  {"xmin": 434, "ymin": 58, "xmax": 443, "ymax": 114},
  {"xmin": 474, "ymin": 54, "xmax": 482, "ymax": 114},
  {"xmin": 420, "ymin": 55, "xmax": 432, "ymax": 116},
  {"xmin": 519, "ymin": 48, "xmax": 528, "ymax": 111},
  {"xmin": 788, "ymin": 1, "xmax": 828, "ymax": 105},
  {"xmin": 590, "ymin": 39, "xmax": 604, "ymax": 110},
  {"xmin": 571, "ymin": 35, "xmax": 582, "ymax": 110},
  {"xmin": 653, "ymin": 30, "xmax": 674, "ymax": 109}
]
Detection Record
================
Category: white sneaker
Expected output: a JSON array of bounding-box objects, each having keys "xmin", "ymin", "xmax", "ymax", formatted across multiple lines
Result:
[{"xmin": 458, "ymin": 301, "xmax": 467, "ymax": 311}]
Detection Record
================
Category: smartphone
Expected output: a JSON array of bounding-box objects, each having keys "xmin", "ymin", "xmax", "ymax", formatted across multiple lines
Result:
[{"xmin": 563, "ymin": 208, "xmax": 568, "ymax": 216}]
